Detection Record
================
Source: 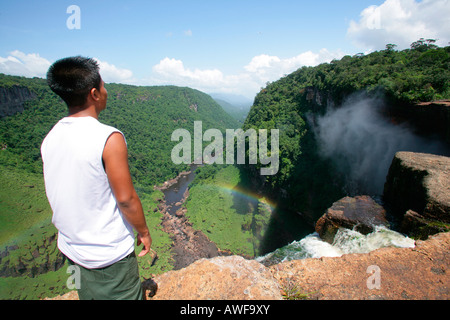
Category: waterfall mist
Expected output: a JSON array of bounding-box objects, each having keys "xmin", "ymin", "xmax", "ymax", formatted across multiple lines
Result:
[{"xmin": 311, "ymin": 94, "xmax": 450, "ymax": 196}]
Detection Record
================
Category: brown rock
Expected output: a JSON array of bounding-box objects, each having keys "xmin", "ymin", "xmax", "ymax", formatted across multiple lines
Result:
[
  {"xmin": 175, "ymin": 207, "xmax": 187, "ymax": 217},
  {"xmin": 270, "ymin": 232, "xmax": 450, "ymax": 300},
  {"xmin": 383, "ymin": 152, "xmax": 450, "ymax": 237},
  {"xmin": 161, "ymin": 209, "xmax": 219, "ymax": 270},
  {"xmin": 401, "ymin": 210, "xmax": 450, "ymax": 240},
  {"xmin": 149, "ymin": 256, "xmax": 282, "ymax": 300},
  {"xmin": 46, "ymin": 232, "xmax": 450, "ymax": 300},
  {"xmin": 43, "ymin": 290, "xmax": 79, "ymax": 300},
  {"xmin": 315, "ymin": 196, "xmax": 389, "ymax": 243}
]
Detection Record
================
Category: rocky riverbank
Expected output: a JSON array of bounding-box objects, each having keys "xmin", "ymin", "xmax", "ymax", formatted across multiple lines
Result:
[
  {"xmin": 159, "ymin": 197, "xmax": 220, "ymax": 270},
  {"xmin": 154, "ymin": 169, "xmax": 193, "ymax": 192},
  {"xmin": 155, "ymin": 169, "xmax": 221, "ymax": 270}
]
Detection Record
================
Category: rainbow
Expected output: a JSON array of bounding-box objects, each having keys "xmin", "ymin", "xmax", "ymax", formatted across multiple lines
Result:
[{"xmin": 198, "ymin": 181, "xmax": 277, "ymax": 212}]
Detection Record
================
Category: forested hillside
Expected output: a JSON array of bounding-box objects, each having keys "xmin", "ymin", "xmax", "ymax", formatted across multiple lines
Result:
[
  {"xmin": 0, "ymin": 74, "xmax": 239, "ymax": 190},
  {"xmin": 1, "ymin": 40, "xmax": 449, "ymax": 299},
  {"xmin": 243, "ymin": 41, "xmax": 450, "ymax": 221},
  {"xmin": 0, "ymin": 74, "xmax": 239, "ymax": 299}
]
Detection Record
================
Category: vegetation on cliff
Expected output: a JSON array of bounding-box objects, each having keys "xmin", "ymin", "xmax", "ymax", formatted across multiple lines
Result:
[
  {"xmin": 1, "ymin": 39, "xmax": 449, "ymax": 300},
  {"xmin": 0, "ymin": 73, "xmax": 239, "ymax": 299},
  {"xmin": 185, "ymin": 164, "xmax": 315, "ymax": 257},
  {"xmin": 185, "ymin": 164, "xmax": 273, "ymax": 257},
  {"xmin": 242, "ymin": 41, "xmax": 450, "ymax": 221},
  {"xmin": 0, "ymin": 74, "xmax": 239, "ymax": 188}
]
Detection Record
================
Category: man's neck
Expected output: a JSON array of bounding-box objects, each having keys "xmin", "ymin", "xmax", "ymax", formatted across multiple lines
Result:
[{"xmin": 68, "ymin": 104, "xmax": 99, "ymax": 119}]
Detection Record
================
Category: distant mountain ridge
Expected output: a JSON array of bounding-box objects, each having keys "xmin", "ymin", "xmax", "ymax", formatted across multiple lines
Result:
[
  {"xmin": 212, "ymin": 98, "xmax": 250, "ymax": 124},
  {"xmin": 0, "ymin": 74, "xmax": 240, "ymax": 188}
]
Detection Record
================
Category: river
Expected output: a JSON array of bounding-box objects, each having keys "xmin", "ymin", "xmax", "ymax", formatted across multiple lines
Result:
[
  {"xmin": 162, "ymin": 164, "xmax": 201, "ymax": 216},
  {"xmin": 160, "ymin": 164, "xmax": 415, "ymax": 266}
]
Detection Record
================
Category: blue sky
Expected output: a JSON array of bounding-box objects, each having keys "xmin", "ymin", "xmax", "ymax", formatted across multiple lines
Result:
[{"xmin": 1, "ymin": 0, "xmax": 449, "ymax": 101}]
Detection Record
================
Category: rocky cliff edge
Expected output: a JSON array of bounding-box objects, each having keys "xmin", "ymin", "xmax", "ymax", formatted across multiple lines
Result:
[
  {"xmin": 49, "ymin": 231, "xmax": 449, "ymax": 300},
  {"xmin": 48, "ymin": 151, "xmax": 450, "ymax": 300}
]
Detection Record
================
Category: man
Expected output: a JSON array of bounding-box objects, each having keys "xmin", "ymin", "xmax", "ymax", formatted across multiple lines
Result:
[{"xmin": 41, "ymin": 56, "xmax": 152, "ymax": 300}]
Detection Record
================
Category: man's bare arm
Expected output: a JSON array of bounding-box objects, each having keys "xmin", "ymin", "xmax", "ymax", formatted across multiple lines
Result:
[{"xmin": 103, "ymin": 132, "xmax": 151, "ymax": 257}]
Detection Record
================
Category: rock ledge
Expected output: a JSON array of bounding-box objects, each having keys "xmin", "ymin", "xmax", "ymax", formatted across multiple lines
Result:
[{"xmin": 49, "ymin": 232, "xmax": 449, "ymax": 300}]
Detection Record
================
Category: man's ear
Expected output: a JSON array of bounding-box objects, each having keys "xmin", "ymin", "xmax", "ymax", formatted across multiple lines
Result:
[{"xmin": 89, "ymin": 87, "xmax": 100, "ymax": 101}]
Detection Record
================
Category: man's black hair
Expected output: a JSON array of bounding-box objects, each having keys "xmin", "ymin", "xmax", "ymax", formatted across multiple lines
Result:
[{"xmin": 47, "ymin": 56, "xmax": 102, "ymax": 107}]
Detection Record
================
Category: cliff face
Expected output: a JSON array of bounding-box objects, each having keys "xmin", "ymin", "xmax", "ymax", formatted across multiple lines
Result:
[
  {"xmin": 247, "ymin": 79, "xmax": 450, "ymax": 225},
  {"xmin": 0, "ymin": 85, "xmax": 37, "ymax": 118},
  {"xmin": 384, "ymin": 151, "xmax": 450, "ymax": 239},
  {"xmin": 389, "ymin": 100, "xmax": 450, "ymax": 144}
]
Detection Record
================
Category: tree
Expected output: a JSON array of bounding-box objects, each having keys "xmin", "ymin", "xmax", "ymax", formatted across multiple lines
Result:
[
  {"xmin": 411, "ymin": 38, "xmax": 438, "ymax": 51},
  {"xmin": 385, "ymin": 44, "xmax": 397, "ymax": 52}
]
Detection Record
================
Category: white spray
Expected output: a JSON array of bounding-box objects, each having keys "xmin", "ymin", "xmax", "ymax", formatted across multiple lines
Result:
[
  {"xmin": 257, "ymin": 226, "xmax": 415, "ymax": 265},
  {"xmin": 311, "ymin": 94, "xmax": 449, "ymax": 195}
]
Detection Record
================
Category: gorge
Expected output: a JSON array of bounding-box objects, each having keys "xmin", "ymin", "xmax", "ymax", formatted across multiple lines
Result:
[
  {"xmin": 1, "ymin": 42, "xmax": 449, "ymax": 300},
  {"xmin": 155, "ymin": 92, "xmax": 448, "ymax": 272}
]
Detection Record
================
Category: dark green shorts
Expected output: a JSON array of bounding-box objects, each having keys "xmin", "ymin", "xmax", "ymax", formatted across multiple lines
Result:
[{"xmin": 67, "ymin": 251, "xmax": 144, "ymax": 300}]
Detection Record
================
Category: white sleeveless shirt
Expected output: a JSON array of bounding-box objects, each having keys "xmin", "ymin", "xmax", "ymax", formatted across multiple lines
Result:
[{"xmin": 41, "ymin": 116, "xmax": 135, "ymax": 269}]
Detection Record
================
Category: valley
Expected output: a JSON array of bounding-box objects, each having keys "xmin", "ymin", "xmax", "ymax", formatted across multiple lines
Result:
[{"xmin": 1, "ymin": 41, "xmax": 449, "ymax": 300}]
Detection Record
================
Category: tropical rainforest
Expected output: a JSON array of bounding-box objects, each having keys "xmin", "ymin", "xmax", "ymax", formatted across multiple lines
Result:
[
  {"xmin": 0, "ymin": 40, "xmax": 449, "ymax": 299},
  {"xmin": 243, "ymin": 40, "xmax": 450, "ymax": 221},
  {"xmin": 0, "ymin": 75, "xmax": 239, "ymax": 298}
]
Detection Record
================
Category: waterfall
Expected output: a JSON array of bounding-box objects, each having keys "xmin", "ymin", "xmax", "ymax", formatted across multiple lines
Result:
[{"xmin": 256, "ymin": 226, "xmax": 415, "ymax": 266}]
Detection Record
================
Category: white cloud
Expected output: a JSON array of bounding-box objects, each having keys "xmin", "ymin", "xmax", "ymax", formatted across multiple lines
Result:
[
  {"xmin": 244, "ymin": 54, "xmax": 281, "ymax": 73},
  {"xmin": 245, "ymin": 49, "xmax": 344, "ymax": 81},
  {"xmin": 347, "ymin": 0, "xmax": 450, "ymax": 51},
  {"xmin": 150, "ymin": 57, "xmax": 252, "ymax": 98},
  {"xmin": 0, "ymin": 50, "xmax": 51, "ymax": 78},
  {"xmin": 0, "ymin": 49, "xmax": 345, "ymax": 101},
  {"xmin": 152, "ymin": 57, "xmax": 224, "ymax": 84},
  {"xmin": 184, "ymin": 29, "xmax": 193, "ymax": 37},
  {"xmin": 0, "ymin": 51, "xmax": 135, "ymax": 85},
  {"xmin": 151, "ymin": 57, "xmax": 245, "ymax": 94},
  {"xmin": 150, "ymin": 49, "xmax": 345, "ymax": 100},
  {"xmin": 94, "ymin": 58, "xmax": 135, "ymax": 84}
]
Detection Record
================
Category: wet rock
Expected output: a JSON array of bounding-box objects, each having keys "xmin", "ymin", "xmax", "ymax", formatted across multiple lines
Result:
[
  {"xmin": 271, "ymin": 232, "xmax": 449, "ymax": 300},
  {"xmin": 401, "ymin": 210, "xmax": 450, "ymax": 240},
  {"xmin": 409, "ymin": 100, "xmax": 450, "ymax": 144},
  {"xmin": 0, "ymin": 86, "xmax": 36, "ymax": 118},
  {"xmin": 315, "ymin": 195, "xmax": 389, "ymax": 243},
  {"xmin": 161, "ymin": 209, "xmax": 219, "ymax": 270}
]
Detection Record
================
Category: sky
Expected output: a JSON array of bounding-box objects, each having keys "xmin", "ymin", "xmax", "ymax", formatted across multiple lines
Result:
[{"xmin": 0, "ymin": 0, "xmax": 449, "ymax": 102}]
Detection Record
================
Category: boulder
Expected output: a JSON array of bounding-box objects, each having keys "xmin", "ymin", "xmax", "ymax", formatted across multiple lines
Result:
[
  {"xmin": 400, "ymin": 210, "xmax": 450, "ymax": 240},
  {"xmin": 383, "ymin": 152, "xmax": 450, "ymax": 234},
  {"xmin": 315, "ymin": 195, "xmax": 389, "ymax": 243}
]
